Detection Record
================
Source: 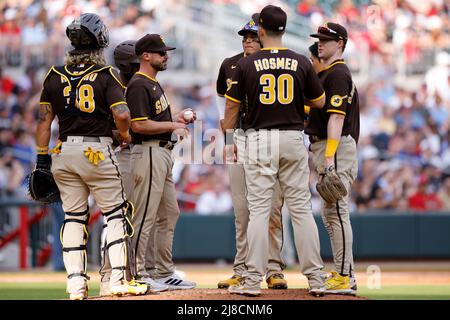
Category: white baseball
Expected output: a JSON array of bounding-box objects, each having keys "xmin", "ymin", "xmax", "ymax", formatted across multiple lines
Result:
[{"xmin": 183, "ymin": 110, "xmax": 194, "ymax": 122}]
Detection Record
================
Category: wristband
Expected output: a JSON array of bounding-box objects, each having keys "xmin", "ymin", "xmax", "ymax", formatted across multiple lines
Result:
[
  {"xmin": 36, "ymin": 146, "xmax": 49, "ymax": 155},
  {"xmin": 325, "ymin": 138, "xmax": 339, "ymax": 158},
  {"xmin": 304, "ymin": 105, "xmax": 310, "ymax": 115}
]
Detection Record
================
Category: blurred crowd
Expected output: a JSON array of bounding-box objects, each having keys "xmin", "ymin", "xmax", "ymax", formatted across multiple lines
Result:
[{"xmin": 0, "ymin": 0, "xmax": 449, "ymax": 214}]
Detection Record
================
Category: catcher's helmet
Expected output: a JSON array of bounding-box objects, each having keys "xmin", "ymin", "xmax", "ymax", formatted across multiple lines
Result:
[
  {"xmin": 66, "ymin": 13, "xmax": 109, "ymax": 53},
  {"xmin": 114, "ymin": 40, "xmax": 139, "ymax": 73}
]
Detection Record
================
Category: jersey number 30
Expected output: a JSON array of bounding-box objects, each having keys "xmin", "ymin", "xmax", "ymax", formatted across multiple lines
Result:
[
  {"xmin": 259, "ymin": 74, "xmax": 293, "ymax": 105},
  {"xmin": 63, "ymin": 84, "xmax": 96, "ymax": 113}
]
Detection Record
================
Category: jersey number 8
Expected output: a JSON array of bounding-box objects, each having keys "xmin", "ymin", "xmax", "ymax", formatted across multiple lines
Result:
[
  {"xmin": 63, "ymin": 84, "xmax": 96, "ymax": 113},
  {"xmin": 259, "ymin": 74, "xmax": 293, "ymax": 105}
]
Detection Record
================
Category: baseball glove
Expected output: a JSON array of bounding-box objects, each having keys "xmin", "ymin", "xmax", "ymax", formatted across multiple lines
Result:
[
  {"xmin": 316, "ymin": 165, "xmax": 347, "ymax": 203},
  {"xmin": 28, "ymin": 168, "xmax": 61, "ymax": 204}
]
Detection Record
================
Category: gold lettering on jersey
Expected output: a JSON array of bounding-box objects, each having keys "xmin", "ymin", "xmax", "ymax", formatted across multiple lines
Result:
[
  {"xmin": 254, "ymin": 58, "xmax": 298, "ymax": 72},
  {"xmin": 87, "ymin": 73, "xmax": 98, "ymax": 82},
  {"xmin": 61, "ymin": 76, "xmax": 68, "ymax": 83},
  {"xmin": 155, "ymin": 94, "xmax": 169, "ymax": 115},
  {"xmin": 226, "ymin": 78, "xmax": 232, "ymax": 91}
]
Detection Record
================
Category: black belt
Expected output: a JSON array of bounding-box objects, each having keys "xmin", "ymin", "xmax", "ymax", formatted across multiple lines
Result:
[
  {"xmin": 309, "ymin": 135, "xmax": 325, "ymax": 144},
  {"xmin": 159, "ymin": 140, "xmax": 175, "ymax": 150},
  {"xmin": 61, "ymin": 136, "xmax": 101, "ymax": 142},
  {"xmin": 137, "ymin": 140, "xmax": 175, "ymax": 150}
]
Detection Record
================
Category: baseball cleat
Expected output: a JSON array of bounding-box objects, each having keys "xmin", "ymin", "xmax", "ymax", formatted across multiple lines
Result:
[
  {"xmin": 136, "ymin": 277, "xmax": 169, "ymax": 292},
  {"xmin": 228, "ymin": 284, "xmax": 261, "ymax": 297},
  {"xmin": 67, "ymin": 277, "xmax": 88, "ymax": 300},
  {"xmin": 154, "ymin": 273, "xmax": 196, "ymax": 290},
  {"xmin": 111, "ymin": 280, "xmax": 148, "ymax": 296},
  {"xmin": 308, "ymin": 286, "xmax": 326, "ymax": 297},
  {"xmin": 266, "ymin": 273, "xmax": 288, "ymax": 289},
  {"xmin": 349, "ymin": 276, "xmax": 358, "ymax": 296},
  {"xmin": 325, "ymin": 272, "xmax": 353, "ymax": 294},
  {"xmin": 218, "ymin": 275, "xmax": 242, "ymax": 289},
  {"xmin": 70, "ymin": 291, "xmax": 88, "ymax": 300},
  {"xmin": 99, "ymin": 284, "xmax": 111, "ymax": 297}
]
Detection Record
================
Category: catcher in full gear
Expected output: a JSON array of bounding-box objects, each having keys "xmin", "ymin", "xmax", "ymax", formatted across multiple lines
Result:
[
  {"xmin": 99, "ymin": 40, "xmax": 169, "ymax": 296},
  {"xmin": 35, "ymin": 13, "xmax": 147, "ymax": 299},
  {"xmin": 307, "ymin": 23, "xmax": 360, "ymax": 295}
]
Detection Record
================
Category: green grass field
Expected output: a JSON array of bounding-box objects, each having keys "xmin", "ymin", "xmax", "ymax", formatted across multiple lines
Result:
[{"xmin": 0, "ymin": 282, "xmax": 449, "ymax": 300}]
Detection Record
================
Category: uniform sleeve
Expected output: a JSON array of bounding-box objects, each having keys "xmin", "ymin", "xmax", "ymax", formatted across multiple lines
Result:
[
  {"xmin": 304, "ymin": 64, "xmax": 325, "ymax": 102},
  {"xmin": 224, "ymin": 63, "xmax": 243, "ymax": 104},
  {"xmin": 126, "ymin": 84, "xmax": 151, "ymax": 122},
  {"xmin": 39, "ymin": 67, "xmax": 53, "ymax": 109},
  {"xmin": 216, "ymin": 59, "xmax": 228, "ymax": 96},
  {"xmin": 39, "ymin": 84, "xmax": 51, "ymax": 105},
  {"xmin": 105, "ymin": 71, "xmax": 127, "ymax": 109},
  {"xmin": 324, "ymin": 71, "xmax": 351, "ymax": 116}
]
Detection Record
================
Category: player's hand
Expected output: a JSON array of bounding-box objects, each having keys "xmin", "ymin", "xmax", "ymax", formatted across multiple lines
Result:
[
  {"xmin": 119, "ymin": 133, "xmax": 132, "ymax": 149},
  {"xmin": 172, "ymin": 122, "xmax": 189, "ymax": 138},
  {"xmin": 176, "ymin": 108, "xmax": 197, "ymax": 124}
]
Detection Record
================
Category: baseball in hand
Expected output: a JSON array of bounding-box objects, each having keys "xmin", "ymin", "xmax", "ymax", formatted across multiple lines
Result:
[{"xmin": 183, "ymin": 110, "xmax": 194, "ymax": 122}]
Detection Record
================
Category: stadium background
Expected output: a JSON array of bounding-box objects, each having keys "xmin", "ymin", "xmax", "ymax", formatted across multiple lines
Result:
[{"xmin": 0, "ymin": 0, "xmax": 449, "ymax": 299}]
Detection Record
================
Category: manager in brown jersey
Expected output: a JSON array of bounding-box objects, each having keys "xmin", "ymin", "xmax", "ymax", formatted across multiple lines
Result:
[
  {"xmin": 216, "ymin": 14, "xmax": 288, "ymax": 291},
  {"xmin": 307, "ymin": 23, "xmax": 360, "ymax": 295},
  {"xmin": 223, "ymin": 5, "xmax": 327, "ymax": 297},
  {"xmin": 127, "ymin": 34, "xmax": 196, "ymax": 290},
  {"xmin": 35, "ymin": 13, "xmax": 147, "ymax": 299},
  {"xmin": 99, "ymin": 40, "xmax": 170, "ymax": 296}
]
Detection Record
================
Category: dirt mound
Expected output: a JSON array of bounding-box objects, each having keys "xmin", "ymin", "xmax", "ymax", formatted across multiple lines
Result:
[{"xmin": 92, "ymin": 288, "xmax": 367, "ymax": 300}]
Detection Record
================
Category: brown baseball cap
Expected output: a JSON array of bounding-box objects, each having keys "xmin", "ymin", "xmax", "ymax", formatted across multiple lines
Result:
[
  {"xmin": 259, "ymin": 5, "xmax": 287, "ymax": 32},
  {"xmin": 135, "ymin": 34, "xmax": 176, "ymax": 56},
  {"xmin": 310, "ymin": 22, "xmax": 348, "ymax": 42}
]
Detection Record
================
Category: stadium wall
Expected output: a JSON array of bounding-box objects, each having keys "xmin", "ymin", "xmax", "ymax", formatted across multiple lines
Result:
[{"xmin": 172, "ymin": 213, "xmax": 450, "ymax": 260}]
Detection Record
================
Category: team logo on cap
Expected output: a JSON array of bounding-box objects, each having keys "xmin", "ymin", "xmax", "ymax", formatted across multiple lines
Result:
[
  {"xmin": 249, "ymin": 19, "xmax": 255, "ymax": 28},
  {"xmin": 160, "ymin": 35, "xmax": 165, "ymax": 44}
]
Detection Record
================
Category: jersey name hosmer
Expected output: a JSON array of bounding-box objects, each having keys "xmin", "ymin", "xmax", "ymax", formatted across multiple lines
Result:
[{"xmin": 254, "ymin": 57, "xmax": 298, "ymax": 72}]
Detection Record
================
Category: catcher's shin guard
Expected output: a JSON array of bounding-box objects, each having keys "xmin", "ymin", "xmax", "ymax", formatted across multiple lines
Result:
[
  {"xmin": 60, "ymin": 208, "xmax": 91, "ymax": 289},
  {"xmin": 103, "ymin": 201, "xmax": 136, "ymax": 286}
]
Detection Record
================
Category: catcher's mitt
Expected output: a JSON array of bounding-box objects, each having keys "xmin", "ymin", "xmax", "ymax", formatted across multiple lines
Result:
[
  {"xmin": 316, "ymin": 165, "xmax": 347, "ymax": 203},
  {"xmin": 28, "ymin": 168, "xmax": 61, "ymax": 204}
]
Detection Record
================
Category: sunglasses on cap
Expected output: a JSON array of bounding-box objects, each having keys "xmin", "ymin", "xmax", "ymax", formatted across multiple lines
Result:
[{"xmin": 318, "ymin": 26, "xmax": 345, "ymax": 40}]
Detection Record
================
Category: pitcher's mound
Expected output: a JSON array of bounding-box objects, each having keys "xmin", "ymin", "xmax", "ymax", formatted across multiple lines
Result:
[{"xmin": 92, "ymin": 288, "xmax": 367, "ymax": 300}]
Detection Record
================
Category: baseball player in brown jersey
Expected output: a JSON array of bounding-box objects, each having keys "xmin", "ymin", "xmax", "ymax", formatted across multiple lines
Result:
[
  {"xmin": 35, "ymin": 13, "xmax": 147, "ymax": 299},
  {"xmin": 216, "ymin": 14, "xmax": 288, "ymax": 290},
  {"xmin": 307, "ymin": 23, "xmax": 360, "ymax": 295},
  {"xmin": 223, "ymin": 5, "xmax": 326, "ymax": 297},
  {"xmin": 127, "ymin": 34, "xmax": 196, "ymax": 290},
  {"xmin": 99, "ymin": 40, "xmax": 169, "ymax": 296}
]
